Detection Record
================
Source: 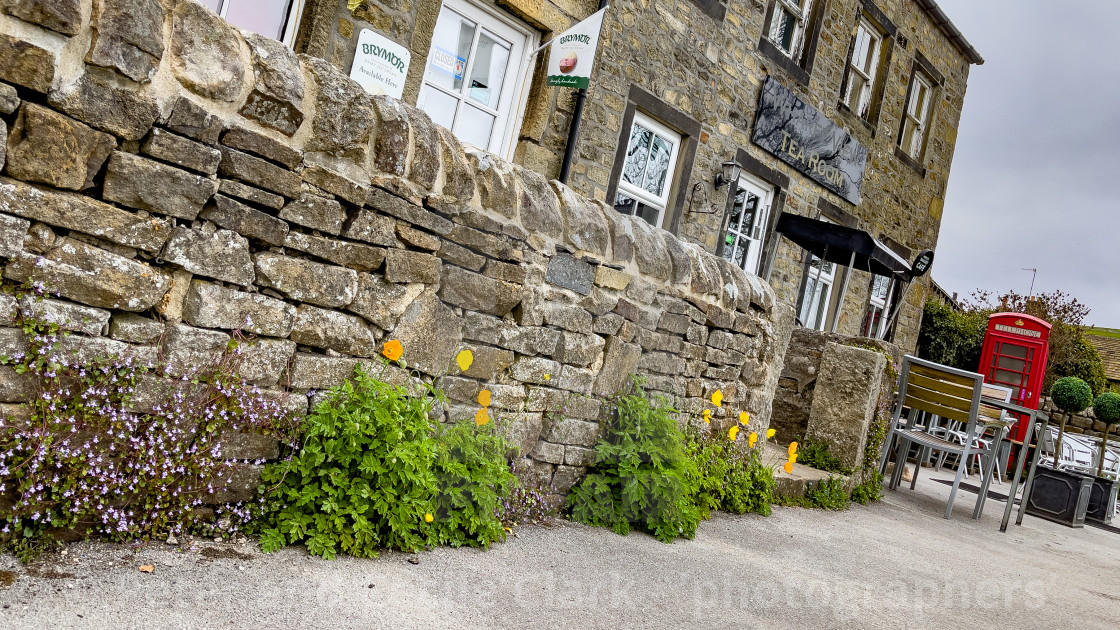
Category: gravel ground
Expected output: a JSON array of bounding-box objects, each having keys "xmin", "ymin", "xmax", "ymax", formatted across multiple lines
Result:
[{"xmin": 2, "ymin": 470, "xmax": 1118, "ymax": 630}]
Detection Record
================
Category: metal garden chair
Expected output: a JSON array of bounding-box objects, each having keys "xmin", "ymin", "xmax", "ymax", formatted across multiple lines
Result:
[{"xmin": 878, "ymin": 355, "xmax": 1004, "ymax": 519}]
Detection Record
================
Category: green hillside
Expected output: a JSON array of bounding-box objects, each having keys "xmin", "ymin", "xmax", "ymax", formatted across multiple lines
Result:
[{"xmin": 1086, "ymin": 327, "xmax": 1120, "ymax": 339}]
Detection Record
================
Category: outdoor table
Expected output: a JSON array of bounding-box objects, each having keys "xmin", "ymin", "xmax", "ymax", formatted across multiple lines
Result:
[{"xmin": 981, "ymin": 399, "xmax": 1049, "ymax": 532}]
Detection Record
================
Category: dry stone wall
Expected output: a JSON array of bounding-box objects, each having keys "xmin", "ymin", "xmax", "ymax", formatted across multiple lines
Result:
[{"xmin": 0, "ymin": 0, "xmax": 793, "ymax": 497}]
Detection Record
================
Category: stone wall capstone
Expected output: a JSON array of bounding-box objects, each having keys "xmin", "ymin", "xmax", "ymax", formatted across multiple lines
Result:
[{"xmin": 0, "ymin": 0, "xmax": 793, "ymax": 498}]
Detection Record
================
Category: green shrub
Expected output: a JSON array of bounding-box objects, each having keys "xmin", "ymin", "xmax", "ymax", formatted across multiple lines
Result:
[
  {"xmin": 1092, "ymin": 392, "xmax": 1120, "ymax": 425},
  {"xmin": 805, "ymin": 477, "xmax": 850, "ymax": 510},
  {"xmin": 917, "ymin": 298, "xmax": 986, "ymax": 371},
  {"xmin": 795, "ymin": 439, "xmax": 852, "ymax": 476},
  {"xmin": 849, "ymin": 472, "xmax": 884, "ymax": 505},
  {"xmin": 1051, "ymin": 376, "xmax": 1093, "ymax": 414},
  {"xmin": 255, "ymin": 365, "xmax": 513, "ymax": 559},
  {"xmin": 685, "ymin": 428, "xmax": 775, "ymax": 517},
  {"xmin": 567, "ymin": 382, "xmax": 703, "ymax": 543}
]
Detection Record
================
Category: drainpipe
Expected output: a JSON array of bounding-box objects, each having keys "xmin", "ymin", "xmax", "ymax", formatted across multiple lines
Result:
[{"xmin": 557, "ymin": 0, "xmax": 609, "ymax": 184}]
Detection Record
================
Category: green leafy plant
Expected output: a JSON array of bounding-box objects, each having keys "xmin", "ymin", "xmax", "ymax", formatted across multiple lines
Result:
[
  {"xmin": 567, "ymin": 380, "xmax": 702, "ymax": 543},
  {"xmin": 1050, "ymin": 376, "xmax": 1093, "ymax": 469},
  {"xmin": 794, "ymin": 438, "xmax": 852, "ymax": 476},
  {"xmin": 430, "ymin": 419, "xmax": 515, "ymax": 548},
  {"xmin": 776, "ymin": 476, "xmax": 850, "ymax": 510},
  {"xmin": 1092, "ymin": 392, "xmax": 1120, "ymax": 477},
  {"xmin": 685, "ymin": 428, "xmax": 775, "ymax": 517},
  {"xmin": 849, "ymin": 472, "xmax": 885, "ymax": 505}
]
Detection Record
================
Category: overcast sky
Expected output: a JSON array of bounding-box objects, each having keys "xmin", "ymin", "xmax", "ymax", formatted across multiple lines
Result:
[{"xmin": 931, "ymin": 0, "xmax": 1120, "ymax": 325}]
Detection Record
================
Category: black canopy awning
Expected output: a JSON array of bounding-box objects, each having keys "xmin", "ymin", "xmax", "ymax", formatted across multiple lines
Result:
[{"xmin": 775, "ymin": 212, "xmax": 912, "ymax": 280}]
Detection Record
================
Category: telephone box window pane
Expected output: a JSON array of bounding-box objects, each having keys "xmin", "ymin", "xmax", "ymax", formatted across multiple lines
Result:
[
  {"xmin": 996, "ymin": 355, "xmax": 1027, "ymax": 371},
  {"xmin": 1001, "ymin": 344, "xmax": 1029, "ymax": 359}
]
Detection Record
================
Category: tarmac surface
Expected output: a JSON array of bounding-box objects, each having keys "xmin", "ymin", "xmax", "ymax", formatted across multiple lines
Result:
[{"xmin": 2, "ymin": 468, "xmax": 1118, "ymax": 630}]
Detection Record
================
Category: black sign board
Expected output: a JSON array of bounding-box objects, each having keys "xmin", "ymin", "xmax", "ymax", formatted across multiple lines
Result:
[
  {"xmin": 910, "ymin": 249, "xmax": 934, "ymax": 278},
  {"xmin": 752, "ymin": 77, "xmax": 869, "ymax": 205}
]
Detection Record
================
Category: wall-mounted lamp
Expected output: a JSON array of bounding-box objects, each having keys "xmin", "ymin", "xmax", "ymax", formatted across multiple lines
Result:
[{"xmin": 713, "ymin": 160, "xmax": 742, "ymax": 190}]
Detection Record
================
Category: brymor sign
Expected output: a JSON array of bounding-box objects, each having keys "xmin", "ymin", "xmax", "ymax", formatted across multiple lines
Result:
[
  {"xmin": 545, "ymin": 7, "xmax": 608, "ymax": 89},
  {"xmin": 350, "ymin": 29, "xmax": 411, "ymax": 99},
  {"xmin": 752, "ymin": 77, "xmax": 869, "ymax": 205}
]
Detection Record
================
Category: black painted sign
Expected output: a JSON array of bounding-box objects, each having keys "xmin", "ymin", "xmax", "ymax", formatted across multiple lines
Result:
[{"xmin": 752, "ymin": 77, "xmax": 868, "ymax": 205}]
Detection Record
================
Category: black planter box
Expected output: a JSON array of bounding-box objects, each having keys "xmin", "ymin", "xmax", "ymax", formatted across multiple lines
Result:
[
  {"xmin": 1087, "ymin": 476, "xmax": 1118, "ymax": 525},
  {"xmin": 1025, "ymin": 466, "xmax": 1093, "ymax": 528}
]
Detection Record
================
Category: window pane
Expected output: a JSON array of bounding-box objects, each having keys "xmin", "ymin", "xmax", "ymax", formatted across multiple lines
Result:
[
  {"xmin": 428, "ymin": 12, "xmax": 476, "ymax": 93},
  {"xmin": 643, "ymin": 134, "xmax": 674, "ymax": 197},
  {"xmin": 418, "ymin": 85, "xmax": 458, "ymax": 131},
  {"xmin": 721, "ymin": 232, "xmax": 737, "ymax": 262},
  {"xmin": 614, "ymin": 194, "xmax": 637, "ymax": 216},
  {"xmin": 223, "ymin": 0, "xmax": 293, "ymax": 40},
  {"xmin": 635, "ymin": 201, "xmax": 660, "ymax": 227},
  {"xmin": 852, "ymin": 25, "xmax": 871, "ymax": 71},
  {"xmin": 454, "ymin": 104, "xmax": 496, "ymax": 149},
  {"xmin": 622, "ymin": 124, "xmax": 653, "ymax": 188},
  {"xmin": 613, "ymin": 193, "xmax": 660, "ymax": 227},
  {"xmin": 727, "ymin": 188, "xmax": 745, "ymax": 231},
  {"xmin": 771, "ymin": 9, "xmax": 797, "ymax": 54},
  {"xmin": 732, "ymin": 239, "xmax": 747, "ymax": 268},
  {"xmin": 467, "ymin": 32, "xmax": 511, "ymax": 109}
]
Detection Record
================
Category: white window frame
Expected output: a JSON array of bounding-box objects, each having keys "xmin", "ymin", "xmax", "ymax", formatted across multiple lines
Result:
[
  {"xmin": 799, "ymin": 255, "xmax": 835, "ymax": 331},
  {"xmin": 768, "ymin": 0, "xmax": 815, "ymax": 60},
  {"xmin": 417, "ymin": 0, "xmax": 537, "ymax": 160},
  {"xmin": 722, "ymin": 174, "xmax": 775, "ymax": 276},
  {"xmin": 864, "ymin": 274, "xmax": 894, "ymax": 339},
  {"xmin": 614, "ymin": 111, "xmax": 683, "ymax": 229},
  {"xmin": 207, "ymin": 0, "xmax": 305, "ymax": 47},
  {"xmin": 842, "ymin": 17, "xmax": 882, "ymax": 119},
  {"xmin": 900, "ymin": 71, "xmax": 934, "ymax": 160}
]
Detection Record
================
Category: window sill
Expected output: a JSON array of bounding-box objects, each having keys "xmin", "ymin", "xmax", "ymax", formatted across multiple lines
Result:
[
  {"xmin": 894, "ymin": 146, "xmax": 927, "ymax": 178},
  {"xmin": 836, "ymin": 103, "xmax": 876, "ymax": 139},
  {"xmin": 757, "ymin": 38, "xmax": 810, "ymax": 87}
]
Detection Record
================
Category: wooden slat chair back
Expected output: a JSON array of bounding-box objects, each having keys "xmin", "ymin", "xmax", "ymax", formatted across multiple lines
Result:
[{"xmin": 878, "ymin": 355, "xmax": 987, "ymax": 519}]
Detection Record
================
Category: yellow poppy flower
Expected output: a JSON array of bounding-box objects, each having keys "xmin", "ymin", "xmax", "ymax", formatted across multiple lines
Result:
[
  {"xmin": 788, "ymin": 441, "xmax": 799, "ymax": 456},
  {"xmin": 790, "ymin": 453, "xmax": 798, "ymax": 464},
  {"xmin": 478, "ymin": 389, "xmax": 492, "ymax": 407},
  {"xmin": 382, "ymin": 339, "xmax": 403, "ymax": 361},
  {"xmin": 728, "ymin": 426, "xmax": 740, "ymax": 441},
  {"xmin": 748, "ymin": 432, "xmax": 758, "ymax": 448},
  {"xmin": 739, "ymin": 411, "xmax": 749, "ymax": 426},
  {"xmin": 703, "ymin": 409, "xmax": 711, "ymax": 424},
  {"xmin": 475, "ymin": 408, "xmax": 490, "ymax": 426},
  {"xmin": 456, "ymin": 349, "xmax": 474, "ymax": 372},
  {"xmin": 424, "ymin": 513, "xmax": 434, "ymax": 523},
  {"xmin": 711, "ymin": 389, "xmax": 723, "ymax": 408},
  {"xmin": 543, "ymin": 373, "xmax": 551, "ymax": 381},
  {"xmin": 783, "ymin": 462, "xmax": 793, "ymax": 474},
  {"xmin": 766, "ymin": 428, "xmax": 776, "ymax": 439}
]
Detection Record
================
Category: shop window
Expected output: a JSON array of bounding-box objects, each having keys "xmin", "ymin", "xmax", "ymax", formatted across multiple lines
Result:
[
  {"xmin": 417, "ymin": 0, "xmax": 536, "ymax": 159},
  {"xmin": 862, "ymin": 274, "xmax": 894, "ymax": 339},
  {"xmin": 722, "ymin": 174, "xmax": 775, "ymax": 276},
  {"xmin": 841, "ymin": 18, "xmax": 884, "ymax": 119},
  {"xmin": 614, "ymin": 112, "xmax": 682, "ymax": 230},
  {"xmin": 899, "ymin": 70, "xmax": 934, "ymax": 161},
  {"xmin": 799, "ymin": 255, "xmax": 835, "ymax": 331},
  {"xmin": 201, "ymin": 0, "xmax": 304, "ymax": 45}
]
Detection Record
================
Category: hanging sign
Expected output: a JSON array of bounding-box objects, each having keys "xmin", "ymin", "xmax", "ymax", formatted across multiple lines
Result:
[
  {"xmin": 350, "ymin": 29, "xmax": 411, "ymax": 99},
  {"xmin": 545, "ymin": 7, "xmax": 608, "ymax": 89}
]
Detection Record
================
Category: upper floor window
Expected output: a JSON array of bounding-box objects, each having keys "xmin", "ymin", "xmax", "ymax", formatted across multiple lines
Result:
[
  {"xmin": 417, "ymin": 0, "xmax": 536, "ymax": 159},
  {"xmin": 614, "ymin": 112, "xmax": 682, "ymax": 229},
  {"xmin": 842, "ymin": 18, "xmax": 884, "ymax": 119},
  {"xmin": 201, "ymin": 0, "xmax": 303, "ymax": 45},
  {"xmin": 722, "ymin": 175, "xmax": 775, "ymax": 276},
  {"xmin": 768, "ymin": 0, "xmax": 815, "ymax": 60},
  {"xmin": 899, "ymin": 71, "xmax": 934, "ymax": 160}
]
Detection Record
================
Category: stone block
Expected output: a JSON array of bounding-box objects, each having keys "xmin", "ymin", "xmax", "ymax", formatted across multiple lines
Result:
[
  {"xmin": 109, "ymin": 313, "xmax": 163, "ymax": 344},
  {"xmin": 541, "ymin": 302, "xmax": 593, "ymax": 333},
  {"xmin": 85, "ymin": 0, "xmax": 164, "ymax": 82},
  {"xmin": 438, "ymin": 265, "xmax": 522, "ymax": 316},
  {"xmin": 216, "ymin": 430, "xmax": 280, "ymax": 461},
  {"xmin": 4, "ymin": 239, "xmax": 170, "ymax": 311},
  {"xmin": 221, "ymin": 125, "xmax": 302, "ymax": 169},
  {"xmin": 286, "ymin": 353, "xmax": 365, "ymax": 390},
  {"xmin": 515, "ymin": 165, "xmax": 562, "ymax": 238},
  {"xmin": 0, "ymin": 212, "xmax": 29, "ymax": 258},
  {"xmin": 161, "ymin": 227, "xmax": 254, "ymax": 286},
  {"xmin": 556, "ymin": 331, "xmax": 606, "ymax": 367},
  {"xmin": 510, "ymin": 356, "xmax": 561, "ymax": 385},
  {"xmin": 0, "ymin": 82, "xmax": 16, "ymax": 114},
  {"xmin": 239, "ymin": 32, "xmax": 304, "ymax": 135},
  {"xmin": 397, "ymin": 224, "xmax": 440, "ymax": 251},
  {"xmin": 452, "ymin": 344, "xmax": 514, "ymax": 380},
  {"xmin": 553, "ymin": 181, "xmax": 609, "ymax": 256},
  {"xmin": 447, "ymin": 224, "xmax": 519, "ymax": 261},
  {"xmin": 206, "ymin": 463, "xmax": 263, "ymax": 504},
  {"xmin": 218, "ymin": 147, "xmax": 301, "ymax": 199},
  {"xmin": 4, "ymin": 104, "xmax": 115, "ymax": 191},
  {"xmin": 103, "ymin": 151, "xmax": 218, "ymax": 221},
  {"xmin": 562, "ymin": 446, "xmax": 596, "ymax": 468},
  {"xmin": 254, "ymin": 252, "xmax": 357, "ymax": 307},
  {"xmin": 554, "ymin": 365, "xmax": 595, "ymax": 394},
  {"xmin": 383, "ymin": 248, "xmax": 441, "ymax": 285},
  {"xmin": 18, "ymin": 296, "xmax": 108, "ymax": 335},
  {"xmin": 497, "ymin": 325, "xmax": 560, "ymax": 356},
  {"xmin": 437, "ymin": 241, "xmax": 485, "ymax": 271},
  {"xmin": 0, "ymin": 326, "xmax": 28, "ymax": 357},
  {"xmin": 56, "ymin": 333, "xmax": 158, "ymax": 366},
  {"xmin": 531, "ymin": 440, "xmax": 564, "ymax": 465},
  {"xmin": 347, "ymin": 273, "xmax": 422, "ymax": 329},
  {"xmin": 629, "ymin": 217, "xmax": 671, "ymax": 281},
  {"xmin": 389, "ymin": 293, "xmax": 462, "ymax": 376},
  {"xmin": 289, "ymin": 305, "xmax": 377, "ymax": 356},
  {"xmin": 1, "ymin": 0, "xmax": 81, "ymax": 35},
  {"xmin": 0, "ymin": 365, "xmax": 36, "ymax": 401},
  {"xmin": 164, "ymin": 95, "xmax": 223, "ymax": 144},
  {"xmin": 49, "ymin": 71, "xmax": 160, "ymax": 140},
  {"xmin": 141, "ymin": 128, "xmax": 221, "ymax": 175},
  {"xmin": 169, "ymin": 1, "xmax": 245, "ymax": 101},
  {"xmin": 300, "ymin": 163, "xmax": 369, "ymax": 207},
  {"xmin": 218, "ymin": 179, "xmax": 285, "ymax": 210},
  {"xmin": 283, "ymin": 232, "xmax": 385, "ymax": 272},
  {"xmin": 237, "ymin": 338, "xmax": 296, "ymax": 387},
  {"xmin": 279, "ymin": 194, "xmax": 343, "ymax": 235},
  {"xmin": 162, "ymin": 322, "xmax": 229, "ymax": 375},
  {"xmin": 502, "ymin": 411, "xmax": 542, "ymax": 458},
  {"xmin": 182, "ymin": 280, "xmax": 295, "ymax": 337},
  {"xmin": 304, "ymin": 56, "xmax": 375, "ymax": 160},
  {"xmin": 367, "ymin": 187, "xmax": 452, "ymax": 234},
  {"xmin": 341, "ymin": 209, "xmax": 399, "ymax": 247},
  {"xmin": 200, "ymin": 194, "xmax": 288, "ymax": 246},
  {"xmin": 369, "ymin": 95, "xmax": 409, "ymax": 177},
  {"xmin": 805, "ymin": 342, "xmax": 887, "ymax": 473},
  {"xmin": 593, "ymin": 337, "xmax": 642, "ymax": 396},
  {"xmin": 462, "ymin": 311, "xmax": 502, "ymax": 344},
  {"xmin": 545, "ymin": 253, "xmax": 594, "ymax": 295},
  {"xmin": 593, "ymin": 265, "xmax": 631, "ymax": 291},
  {"xmin": 0, "ymin": 31, "xmax": 57, "ymax": 93},
  {"xmin": 544, "ymin": 417, "xmax": 600, "ymax": 447}
]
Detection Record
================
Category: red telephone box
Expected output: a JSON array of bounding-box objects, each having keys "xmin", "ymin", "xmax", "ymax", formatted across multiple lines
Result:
[{"xmin": 977, "ymin": 313, "xmax": 1052, "ymax": 444}]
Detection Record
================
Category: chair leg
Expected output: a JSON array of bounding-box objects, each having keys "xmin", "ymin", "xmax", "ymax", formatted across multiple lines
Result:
[
  {"xmin": 890, "ymin": 437, "xmax": 908, "ymax": 490},
  {"xmin": 945, "ymin": 442, "xmax": 974, "ymax": 519},
  {"xmin": 974, "ymin": 446, "xmax": 1000, "ymax": 519},
  {"xmin": 879, "ymin": 428, "xmax": 896, "ymax": 475},
  {"xmin": 910, "ymin": 446, "xmax": 926, "ymax": 490}
]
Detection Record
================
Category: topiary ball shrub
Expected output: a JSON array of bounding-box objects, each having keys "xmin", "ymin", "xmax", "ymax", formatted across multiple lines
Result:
[
  {"xmin": 1051, "ymin": 376, "xmax": 1093, "ymax": 414},
  {"xmin": 1093, "ymin": 392, "xmax": 1120, "ymax": 426}
]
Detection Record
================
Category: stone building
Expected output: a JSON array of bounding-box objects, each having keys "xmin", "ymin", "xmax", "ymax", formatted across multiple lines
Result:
[{"xmin": 266, "ymin": 0, "xmax": 981, "ymax": 351}]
